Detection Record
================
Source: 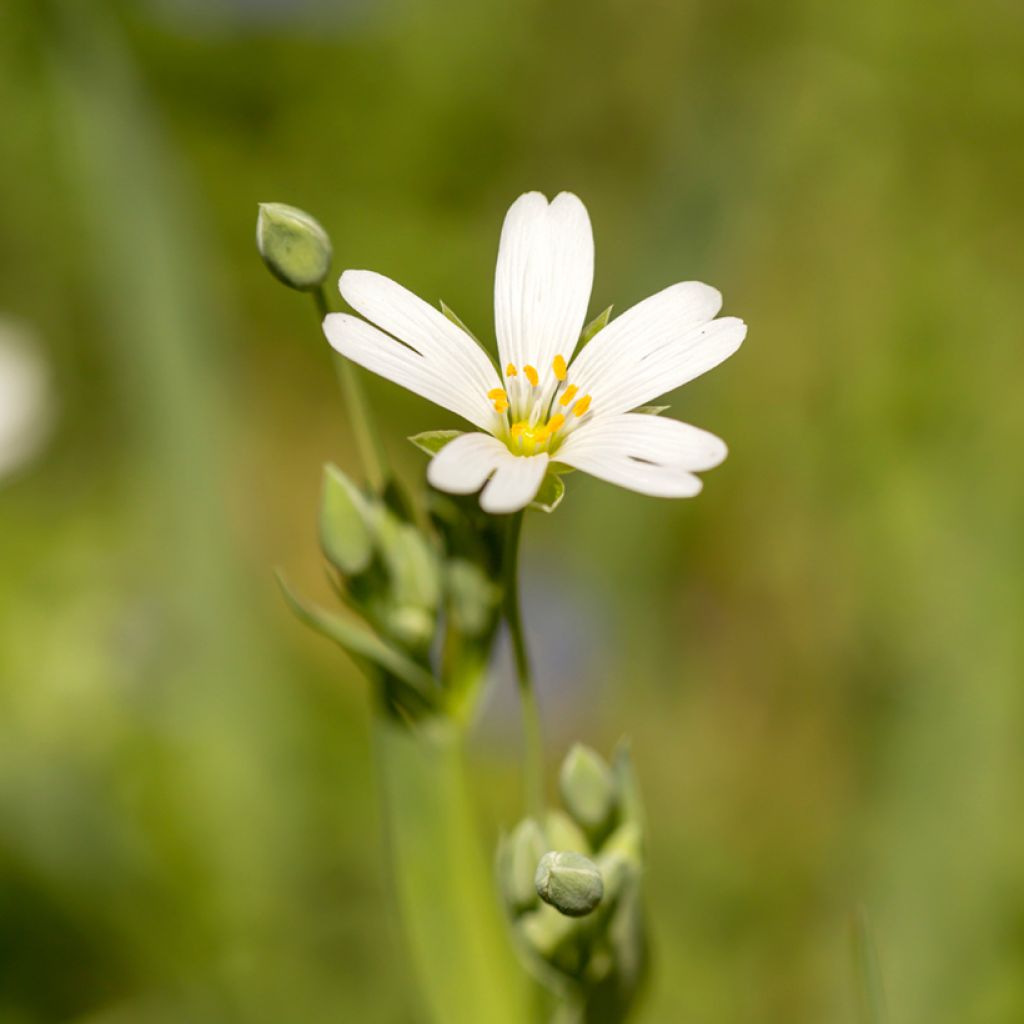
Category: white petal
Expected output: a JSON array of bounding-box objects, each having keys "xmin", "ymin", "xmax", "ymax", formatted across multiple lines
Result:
[
  {"xmin": 494, "ymin": 192, "xmax": 594, "ymax": 381},
  {"xmin": 341, "ymin": 269, "xmax": 501, "ymax": 400},
  {"xmin": 555, "ymin": 413, "xmax": 727, "ymax": 498},
  {"xmin": 480, "ymin": 450, "xmax": 549, "ymax": 515},
  {"xmin": 324, "ymin": 313, "xmax": 499, "ymax": 432},
  {"xmin": 567, "ymin": 281, "xmax": 744, "ymax": 415},
  {"xmin": 426, "ymin": 432, "xmax": 509, "ymax": 493}
]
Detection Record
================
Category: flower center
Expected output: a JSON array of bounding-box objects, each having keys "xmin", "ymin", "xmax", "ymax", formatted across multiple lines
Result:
[{"xmin": 487, "ymin": 355, "xmax": 592, "ymax": 456}]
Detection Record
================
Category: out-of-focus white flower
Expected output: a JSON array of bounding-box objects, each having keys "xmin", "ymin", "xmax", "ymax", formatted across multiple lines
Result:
[
  {"xmin": 0, "ymin": 318, "xmax": 54, "ymax": 481},
  {"xmin": 324, "ymin": 192, "xmax": 746, "ymax": 514}
]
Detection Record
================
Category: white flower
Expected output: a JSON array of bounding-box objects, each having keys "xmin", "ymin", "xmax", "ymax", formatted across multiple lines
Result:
[
  {"xmin": 323, "ymin": 192, "xmax": 746, "ymax": 515},
  {"xmin": 0, "ymin": 318, "xmax": 54, "ymax": 482}
]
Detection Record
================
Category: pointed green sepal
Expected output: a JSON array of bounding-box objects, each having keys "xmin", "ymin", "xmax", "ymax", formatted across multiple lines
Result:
[
  {"xmin": 410, "ymin": 430, "xmax": 463, "ymax": 456},
  {"xmin": 634, "ymin": 405, "xmax": 669, "ymax": 416},
  {"xmin": 320, "ymin": 463, "xmax": 374, "ymax": 576},
  {"xmin": 276, "ymin": 570, "xmax": 436, "ymax": 698},
  {"xmin": 530, "ymin": 472, "xmax": 565, "ymax": 513},
  {"xmin": 579, "ymin": 305, "xmax": 613, "ymax": 347},
  {"xmin": 440, "ymin": 301, "xmax": 482, "ymax": 344}
]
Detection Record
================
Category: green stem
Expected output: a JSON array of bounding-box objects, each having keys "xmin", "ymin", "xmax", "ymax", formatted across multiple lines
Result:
[
  {"xmin": 503, "ymin": 510, "xmax": 545, "ymax": 821},
  {"xmin": 313, "ymin": 286, "xmax": 387, "ymax": 492}
]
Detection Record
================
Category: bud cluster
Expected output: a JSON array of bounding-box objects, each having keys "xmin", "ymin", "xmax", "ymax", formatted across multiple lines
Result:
[
  {"xmin": 498, "ymin": 743, "xmax": 649, "ymax": 1018},
  {"xmin": 281, "ymin": 462, "xmax": 506, "ymax": 720}
]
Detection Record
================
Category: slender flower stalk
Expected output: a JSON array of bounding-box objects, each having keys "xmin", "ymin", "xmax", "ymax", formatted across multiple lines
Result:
[
  {"xmin": 313, "ymin": 285, "xmax": 388, "ymax": 492},
  {"xmin": 502, "ymin": 510, "xmax": 545, "ymax": 820}
]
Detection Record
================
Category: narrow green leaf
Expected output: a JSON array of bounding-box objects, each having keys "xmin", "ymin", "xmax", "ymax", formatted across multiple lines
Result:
[
  {"xmin": 440, "ymin": 301, "xmax": 481, "ymax": 344},
  {"xmin": 410, "ymin": 429, "xmax": 463, "ymax": 456},
  {"xmin": 276, "ymin": 570, "xmax": 436, "ymax": 697},
  {"xmin": 634, "ymin": 405, "xmax": 669, "ymax": 416},
  {"xmin": 579, "ymin": 305, "xmax": 613, "ymax": 347},
  {"xmin": 320, "ymin": 463, "xmax": 373, "ymax": 575},
  {"xmin": 530, "ymin": 472, "xmax": 565, "ymax": 513}
]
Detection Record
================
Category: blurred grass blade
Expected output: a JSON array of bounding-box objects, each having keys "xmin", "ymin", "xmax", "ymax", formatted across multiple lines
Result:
[{"xmin": 853, "ymin": 907, "xmax": 888, "ymax": 1024}]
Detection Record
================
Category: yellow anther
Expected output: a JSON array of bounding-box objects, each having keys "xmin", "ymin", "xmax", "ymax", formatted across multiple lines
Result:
[
  {"xmin": 506, "ymin": 363, "xmax": 518, "ymax": 377},
  {"xmin": 494, "ymin": 398, "xmax": 509, "ymax": 413},
  {"xmin": 510, "ymin": 421, "xmax": 525, "ymax": 438},
  {"xmin": 524, "ymin": 365, "xmax": 539, "ymax": 387},
  {"xmin": 572, "ymin": 394, "xmax": 592, "ymax": 417},
  {"xmin": 488, "ymin": 387, "xmax": 508, "ymax": 401},
  {"xmin": 559, "ymin": 384, "xmax": 579, "ymax": 407},
  {"xmin": 547, "ymin": 413, "xmax": 566, "ymax": 432},
  {"xmin": 552, "ymin": 355, "xmax": 567, "ymax": 381}
]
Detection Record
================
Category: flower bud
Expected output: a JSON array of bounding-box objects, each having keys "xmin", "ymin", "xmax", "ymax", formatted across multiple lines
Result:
[
  {"xmin": 320, "ymin": 463, "xmax": 373, "ymax": 576},
  {"xmin": 256, "ymin": 202, "xmax": 332, "ymax": 291},
  {"xmin": 534, "ymin": 850, "xmax": 604, "ymax": 917},
  {"xmin": 500, "ymin": 818, "xmax": 548, "ymax": 914},
  {"xmin": 559, "ymin": 744, "xmax": 617, "ymax": 837},
  {"xmin": 544, "ymin": 809, "xmax": 589, "ymax": 855}
]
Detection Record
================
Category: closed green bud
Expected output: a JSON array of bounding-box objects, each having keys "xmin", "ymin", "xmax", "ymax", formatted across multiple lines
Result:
[
  {"xmin": 560, "ymin": 744, "xmax": 617, "ymax": 837},
  {"xmin": 535, "ymin": 850, "xmax": 604, "ymax": 918},
  {"xmin": 544, "ymin": 809, "xmax": 590, "ymax": 855},
  {"xmin": 501, "ymin": 818, "xmax": 548, "ymax": 914},
  {"xmin": 257, "ymin": 202, "xmax": 332, "ymax": 290},
  {"xmin": 320, "ymin": 463, "xmax": 373, "ymax": 576}
]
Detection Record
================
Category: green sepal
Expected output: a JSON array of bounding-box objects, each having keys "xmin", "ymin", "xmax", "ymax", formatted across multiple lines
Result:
[
  {"xmin": 634, "ymin": 405, "xmax": 669, "ymax": 416},
  {"xmin": 320, "ymin": 463, "xmax": 374, "ymax": 575},
  {"xmin": 530, "ymin": 472, "xmax": 565, "ymax": 513},
  {"xmin": 440, "ymin": 300, "xmax": 482, "ymax": 344},
  {"xmin": 579, "ymin": 305, "xmax": 613, "ymax": 347},
  {"xmin": 410, "ymin": 429, "xmax": 463, "ymax": 456},
  {"xmin": 276, "ymin": 570, "xmax": 436, "ymax": 698}
]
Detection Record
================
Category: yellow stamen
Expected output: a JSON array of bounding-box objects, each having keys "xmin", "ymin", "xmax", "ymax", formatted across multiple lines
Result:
[
  {"xmin": 488, "ymin": 387, "xmax": 508, "ymax": 401},
  {"xmin": 559, "ymin": 384, "xmax": 579, "ymax": 407},
  {"xmin": 547, "ymin": 412, "xmax": 566, "ymax": 432},
  {"xmin": 552, "ymin": 355, "xmax": 567, "ymax": 381},
  {"xmin": 494, "ymin": 399, "xmax": 509, "ymax": 413},
  {"xmin": 506, "ymin": 363, "xmax": 518, "ymax": 377},
  {"xmin": 510, "ymin": 421, "xmax": 525, "ymax": 438},
  {"xmin": 572, "ymin": 394, "xmax": 592, "ymax": 417},
  {"xmin": 524, "ymin": 365, "xmax": 539, "ymax": 387}
]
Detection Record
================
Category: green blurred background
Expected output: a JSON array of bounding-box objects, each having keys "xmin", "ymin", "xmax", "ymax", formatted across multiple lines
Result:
[{"xmin": 2, "ymin": 0, "xmax": 1023, "ymax": 1021}]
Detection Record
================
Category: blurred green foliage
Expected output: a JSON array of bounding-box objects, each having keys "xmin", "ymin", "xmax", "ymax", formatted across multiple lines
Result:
[{"xmin": 1, "ymin": 0, "xmax": 1023, "ymax": 1021}]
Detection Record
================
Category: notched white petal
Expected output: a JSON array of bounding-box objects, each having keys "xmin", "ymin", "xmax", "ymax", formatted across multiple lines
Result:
[
  {"xmin": 494, "ymin": 191, "xmax": 594, "ymax": 379},
  {"xmin": 555, "ymin": 413, "xmax": 727, "ymax": 498},
  {"xmin": 323, "ymin": 312, "xmax": 497, "ymax": 431},
  {"xmin": 567, "ymin": 281, "xmax": 743, "ymax": 416},
  {"xmin": 480, "ymin": 451, "xmax": 549, "ymax": 515},
  {"xmin": 426, "ymin": 432, "xmax": 507, "ymax": 494}
]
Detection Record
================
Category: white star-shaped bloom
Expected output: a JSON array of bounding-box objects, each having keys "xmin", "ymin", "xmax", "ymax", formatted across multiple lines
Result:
[{"xmin": 323, "ymin": 192, "xmax": 746, "ymax": 514}]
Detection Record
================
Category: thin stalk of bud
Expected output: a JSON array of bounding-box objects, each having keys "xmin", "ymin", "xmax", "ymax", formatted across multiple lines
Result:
[{"xmin": 312, "ymin": 285, "xmax": 388, "ymax": 493}]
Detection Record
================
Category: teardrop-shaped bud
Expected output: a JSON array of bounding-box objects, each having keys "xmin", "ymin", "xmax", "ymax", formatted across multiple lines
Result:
[{"xmin": 256, "ymin": 202, "xmax": 332, "ymax": 291}]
